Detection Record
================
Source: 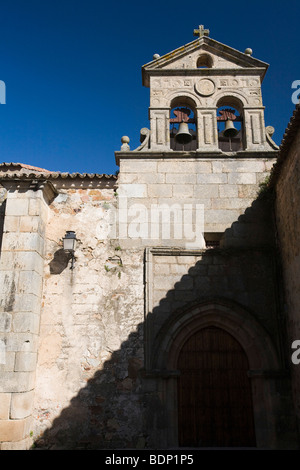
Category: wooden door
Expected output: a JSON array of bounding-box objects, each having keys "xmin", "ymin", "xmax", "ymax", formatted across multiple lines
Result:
[{"xmin": 177, "ymin": 327, "xmax": 256, "ymax": 447}]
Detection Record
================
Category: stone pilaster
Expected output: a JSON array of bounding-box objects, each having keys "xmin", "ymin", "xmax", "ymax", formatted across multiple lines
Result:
[
  {"xmin": 196, "ymin": 108, "xmax": 219, "ymax": 151},
  {"xmin": 149, "ymin": 108, "xmax": 170, "ymax": 150},
  {"xmin": 0, "ymin": 180, "xmax": 56, "ymax": 450},
  {"xmin": 244, "ymin": 107, "xmax": 268, "ymax": 151}
]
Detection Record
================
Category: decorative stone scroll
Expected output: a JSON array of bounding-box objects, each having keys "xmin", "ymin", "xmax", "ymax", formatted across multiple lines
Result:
[
  {"xmin": 133, "ymin": 128, "xmax": 151, "ymax": 151},
  {"xmin": 265, "ymin": 126, "xmax": 279, "ymax": 150}
]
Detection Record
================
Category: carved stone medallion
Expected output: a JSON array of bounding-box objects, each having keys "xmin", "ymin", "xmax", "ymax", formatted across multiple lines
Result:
[{"xmin": 195, "ymin": 78, "xmax": 216, "ymax": 96}]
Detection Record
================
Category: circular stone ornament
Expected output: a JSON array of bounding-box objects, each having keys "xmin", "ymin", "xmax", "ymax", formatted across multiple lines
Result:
[{"xmin": 195, "ymin": 78, "xmax": 216, "ymax": 96}]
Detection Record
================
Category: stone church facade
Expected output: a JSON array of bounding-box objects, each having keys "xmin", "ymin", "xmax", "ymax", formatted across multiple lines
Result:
[{"xmin": 0, "ymin": 27, "xmax": 299, "ymax": 449}]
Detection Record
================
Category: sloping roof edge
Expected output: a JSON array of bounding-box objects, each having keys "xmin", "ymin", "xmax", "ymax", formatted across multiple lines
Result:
[
  {"xmin": 143, "ymin": 36, "xmax": 269, "ymax": 70},
  {"xmin": 142, "ymin": 36, "xmax": 269, "ymax": 87},
  {"xmin": 277, "ymin": 103, "xmax": 300, "ymax": 159},
  {"xmin": 0, "ymin": 162, "xmax": 52, "ymax": 173},
  {"xmin": 269, "ymin": 103, "xmax": 300, "ymax": 186},
  {"xmin": 0, "ymin": 162, "xmax": 117, "ymax": 181}
]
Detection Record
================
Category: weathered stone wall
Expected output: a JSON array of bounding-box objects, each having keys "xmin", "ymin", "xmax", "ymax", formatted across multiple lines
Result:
[
  {"xmin": 0, "ymin": 182, "xmax": 53, "ymax": 450},
  {"xmin": 0, "ymin": 188, "xmax": 6, "ymax": 252},
  {"xmin": 275, "ymin": 126, "xmax": 300, "ymax": 431},
  {"xmin": 32, "ymin": 181, "xmax": 146, "ymax": 449},
  {"xmin": 28, "ymin": 152, "xmax": 294, "ymax": 450}
]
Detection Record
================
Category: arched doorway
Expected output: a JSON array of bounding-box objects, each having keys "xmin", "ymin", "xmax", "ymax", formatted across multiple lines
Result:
[
  {"xmin": 177, "ymin": 326, "xmax": 256, "ymax": 447},
  {"xmin": 150, "ymin": 299, "xmax": 283, "ymax": 448}
]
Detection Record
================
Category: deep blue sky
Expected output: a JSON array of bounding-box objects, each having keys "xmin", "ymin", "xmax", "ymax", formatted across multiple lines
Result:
[{"xmin": 0, "ymin": 0, "xmax": 299, "ymax": 175}]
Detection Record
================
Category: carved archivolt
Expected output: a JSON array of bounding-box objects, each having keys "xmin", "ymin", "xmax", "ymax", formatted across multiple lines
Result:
[
  {"xmin": 165, "ymin": 90, "xmax": 202, "ymax": 108},
  {"xmin": 214, "ymin": 89, "xmax": 249, "ymax": 108},
  {"xmin": 151, "ymin": 299, "xmax": 280, "ymax": 372}
]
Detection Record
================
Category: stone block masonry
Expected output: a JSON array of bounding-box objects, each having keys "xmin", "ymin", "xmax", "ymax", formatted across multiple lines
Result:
[
  {"xmin": 29, "ymin": 183, "xmax": 148, "ymax": 449},
  {"xmin": 274, "ymin": 121, "xmax": 300, "ymax": 435},
  {"xmin": 145, "ymin": 247, "xmax": 280, "ymax": 371},
  {"xmin": 0, "ymin": 182, "xmax": 56, "ymax": 450},
  {"xmin": 118, "ymin": 157, "xmax": 276, "ymax": 240}
]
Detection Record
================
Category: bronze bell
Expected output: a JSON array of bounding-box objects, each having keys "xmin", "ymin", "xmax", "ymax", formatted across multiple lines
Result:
[
  {"xmin": 175, "ymin": 122, "xmax": 193, "ymax": 145},
  {"xmin": 223, "ymin": 119, "xmax": 239, "ymax": 138}
]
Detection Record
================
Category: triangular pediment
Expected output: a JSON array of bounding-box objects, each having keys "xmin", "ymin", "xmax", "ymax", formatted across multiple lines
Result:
[{"xmin": 142, "ymin": 36, "xmax": 269, "ymax": 86}]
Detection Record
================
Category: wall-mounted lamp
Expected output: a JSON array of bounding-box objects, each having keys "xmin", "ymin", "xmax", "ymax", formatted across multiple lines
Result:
[{"xmin": 62, "ymin": 231, "xmax": 77, "ymax": 269}]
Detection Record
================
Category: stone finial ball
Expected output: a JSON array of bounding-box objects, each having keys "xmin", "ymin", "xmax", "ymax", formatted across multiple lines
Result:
[
  {"xmin": 244, "ymin": 48, "xmax": 253, "ymax": 56},
  {"xmin": 153, "ymin": 53, "xmax": 160, "ymax": 60},
  {"xmin": 121, "ymin": 136, "xmax": 130, "ymax": 144}
]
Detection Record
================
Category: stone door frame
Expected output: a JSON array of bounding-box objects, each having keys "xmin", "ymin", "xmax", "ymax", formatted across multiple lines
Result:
[{"xmin": 150, "ymin": 299, "xmax": 284, "ymax": 448}]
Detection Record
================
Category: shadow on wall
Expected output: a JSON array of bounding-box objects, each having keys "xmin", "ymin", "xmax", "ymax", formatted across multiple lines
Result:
[
  {"xmin": 0, "ymin": 199, "xmax": 6, "ymax": 254},
  {"xmin": 49, "ymin": 249, "xmax": 73, "ymax": 275},
  {"xmin": 34, "ymin": 323, "xmax": 146, "ymax": 450},
  {"xmin": 32, "ymin": 190, "xmax": 296, "ymax": 450}
]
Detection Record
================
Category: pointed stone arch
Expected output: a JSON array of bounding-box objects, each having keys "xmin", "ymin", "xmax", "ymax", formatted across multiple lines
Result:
[
  {"xmin": 151, "ymin": 298, "xmax": 280, "ymax": 372},
  {"xmin": 149, "ymin": 299, "xmax": 286, "ymax": 449}
]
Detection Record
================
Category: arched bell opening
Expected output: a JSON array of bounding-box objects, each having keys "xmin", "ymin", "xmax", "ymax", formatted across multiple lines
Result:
[
  {"xmin": 169, "ymin": 98, "xmax": 197, "ymax": 151},
  {"xmin": 196, "ymin": 53, "xmax": 213, "ymax": 68},
  {"xmin": 217, "ymin": 96, "xmax": 245, "ymax": 152}
]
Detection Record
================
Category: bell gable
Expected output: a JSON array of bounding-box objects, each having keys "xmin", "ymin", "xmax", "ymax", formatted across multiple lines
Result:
[{"xmin": 142, "ymin": 35, "xmax": 269, "ymax": 87}]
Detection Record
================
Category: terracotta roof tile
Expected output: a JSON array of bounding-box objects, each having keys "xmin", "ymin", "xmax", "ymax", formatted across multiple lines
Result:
[
  {"xmin": 270, "ymin": 103, "xmax": 300, "ymax": 185},
  {"xmin": 0, "ymin": 162, "xmax": 117, "ymax": 180},
  {"xmin": 278, "ymin": 103, "xmax": 300, "ymax": 159},
  {"xmin": 0, "ymin": 162, "xmax": 53, "ymax": 172}
]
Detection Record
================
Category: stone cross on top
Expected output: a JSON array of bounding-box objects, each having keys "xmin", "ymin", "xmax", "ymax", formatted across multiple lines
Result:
[{"xmin": 193, "ymin": 24, "xmax": 210, "ymax": 38}]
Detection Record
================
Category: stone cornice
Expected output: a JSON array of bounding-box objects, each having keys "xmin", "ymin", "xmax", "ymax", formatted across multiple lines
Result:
[
  {"xmin": 115, "ymin": 150, "xmax": 278, "ymax": 166},
  {"xmin": 0, "ymin": 179, "xmax": 58, "ymax": 205},
  {"xmin": 142, "ymin": 35, "xmax": 269, "ymax": 87},
  {"xmin": 143, "ymin": 67, "xmax": 267, "ymax": 87}
]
